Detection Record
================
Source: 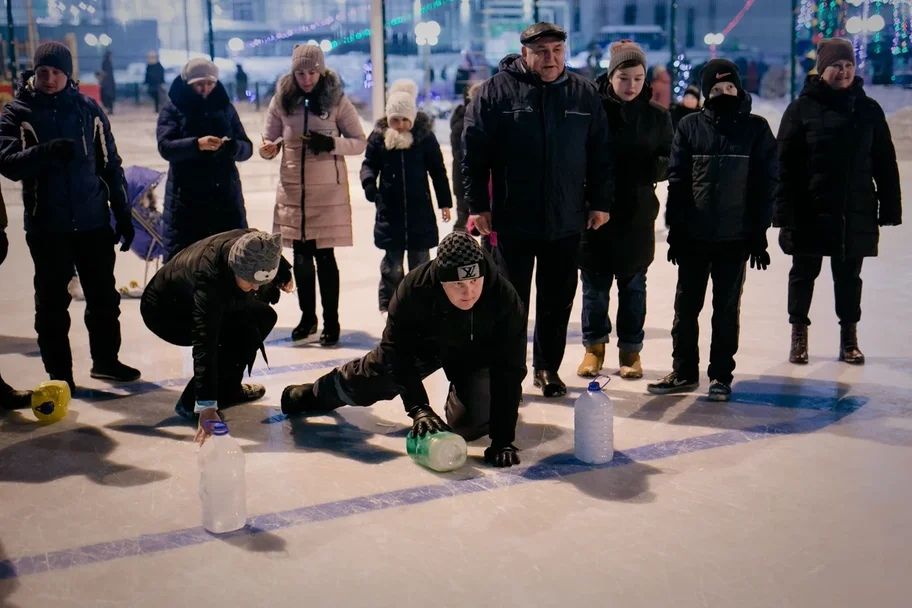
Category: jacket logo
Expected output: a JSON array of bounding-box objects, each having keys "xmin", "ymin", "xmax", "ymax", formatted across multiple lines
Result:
[
  {"xmin": 457, "ymin": 263, "xmax": 479, "ymax": 280},
  {"xmin": 715, "ymin": 72, "xmax": 732, "ymax": 80}
]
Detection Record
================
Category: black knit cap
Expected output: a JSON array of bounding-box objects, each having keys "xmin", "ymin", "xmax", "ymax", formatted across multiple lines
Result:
[
  {"xmin": 701, "ymin": 58, "xmax": 742, "ymax": 98},
  {"xmin": 34, "ymin": 41, "xmax": 73, "ymax": 77},
  {"xmin": 436, "ymin": 232, "xmax": 486, "ymax": 283}
]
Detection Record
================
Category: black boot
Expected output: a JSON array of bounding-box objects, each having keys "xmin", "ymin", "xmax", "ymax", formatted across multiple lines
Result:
[
  {"xmin": 532, "ymin": 369, "xmax": 567, "ymax": 398},
  {"xmin": 319, "ymin": 324, "xmax": 340, "ymax": 347},
  {"xmin": 291, "ymin": 317, "xmax": 318, "ymax": 342},
  {"xmin": 0, "ymin": 381, "xmax": 32, "ymax": 411},
  {"xmin": 789, "ymin": 323, "xmax": 809, "ymax": 364},
  {"xmin": 281, "ymin": 383, "xmax": 320, "ymax": 416},
  {"xmin": 839, "ymin": 323, "xmax": 865, "ymax": 365}
]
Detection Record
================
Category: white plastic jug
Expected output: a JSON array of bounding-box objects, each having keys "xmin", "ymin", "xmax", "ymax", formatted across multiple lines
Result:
[
  {"xmin": 574, "ymin": 380, "xmax": 614, "ymax": 464},
  {"xmin": 198, "ymin": 422, "xmax": 247, "ymax": 533}
]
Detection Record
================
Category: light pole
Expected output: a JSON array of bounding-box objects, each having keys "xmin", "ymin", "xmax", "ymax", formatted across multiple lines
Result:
[
  {"xmin": 5, "ymin": 0, "xmax": 15, "ymax": 80},
  {"xmin": 206, "ymin": 0, "xmax": 215, "ymax": 60}
]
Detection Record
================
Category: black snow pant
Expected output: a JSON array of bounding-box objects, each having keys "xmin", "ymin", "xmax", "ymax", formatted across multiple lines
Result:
[
  {"xmin": 26, "ymin": 228, "xmax": 122, "ymax": 381},
  {"xmin": 313, "ymin": 351, "xmax": 493, "ymax": 441},
  {"xmin": 293, "ymin": 239, "xmax": 339, "ymax": 331},
  {"xmin": 787, "ymin": 255, "xmax": 864, "ymax": 326},
  {"xmin": 378, "ymin": 248, "xmax": 430, "ymax": 312},
  {"xmin": 141, "ymin": 297, "xmax": 277, "ymax": 406},
  {"xmin": 671, "ymin": 247, "xmax": 747, "ymax": 385},
  {"xmin": 495, "ymin": 233, "xmax": 580, "ymax": 372}
]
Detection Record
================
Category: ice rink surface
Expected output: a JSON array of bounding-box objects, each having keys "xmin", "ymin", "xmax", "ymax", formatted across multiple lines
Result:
[{"xmin": 1, "ymin": 102, "xmax": 911, "ymax": 607}]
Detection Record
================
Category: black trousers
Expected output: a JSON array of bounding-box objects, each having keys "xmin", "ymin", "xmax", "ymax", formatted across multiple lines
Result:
[
  {"xmin": 788, "ymin": 255, "xmax": 864, "ymax": 326},
  {"xmin": 378, "ymin": 248, "xmax": 430, "ymax": 312},
  {"xmin": 142, "ymin": 297, "xmax": 277, "ymax": 404},
  {"xmin": 671, "ymin": 249, "xmax": 747, "ymax": 385},
  {"xmin": 314, "ymin": 353, "xmax": 492, "ymax": 442},
  {"xmin": 293, "ymin": 239, "xmax": 339, "ymax": 330},
  {"xmin": 495, "ymin": 233, "xmax": 580, "ymax": 372},
  {"xmin": 26, "ymin": 228, "xmax": 122, "ymax": 379}
]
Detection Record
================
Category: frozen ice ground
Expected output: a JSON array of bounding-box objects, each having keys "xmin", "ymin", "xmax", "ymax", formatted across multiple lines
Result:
[{"xmin": 1, "ymin": 101, "xmax": 911, "ymax": 608}]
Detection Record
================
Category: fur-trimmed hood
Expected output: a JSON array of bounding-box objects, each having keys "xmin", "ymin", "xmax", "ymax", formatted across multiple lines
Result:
[
  {"xmin": 372, "ymin": 111, "xmax": 433, "ymax": 144},
  {"xmin": 276, "ymin": 69, "xmax": 344, "ymax": 116}
]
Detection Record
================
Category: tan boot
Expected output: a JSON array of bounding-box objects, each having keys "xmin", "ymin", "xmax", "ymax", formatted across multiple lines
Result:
[
  {"xmin": 619, "ymin": 351, "xmax": 643, "ymax": 379},
  {"xmin": 576, "ymin": 343, "xmax": 605, "ymax": 378}
]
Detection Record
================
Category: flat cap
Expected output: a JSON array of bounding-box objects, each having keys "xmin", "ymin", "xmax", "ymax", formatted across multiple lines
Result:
[{"xmin": 520, "ymin": 22, "xmax": 567, "ymax": 45}]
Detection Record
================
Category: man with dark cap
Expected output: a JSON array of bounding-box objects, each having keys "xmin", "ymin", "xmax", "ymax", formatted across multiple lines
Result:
[
  {"xmin": 774, "ymin": 38, "xmax": 901, "ymax": 366},
  {"xmin": 461, "ymin": 22, "xmax": 614, "ymax": 398},
  {"xmin": 647, "ymin": 58, "xmax": 777, "ymax": 402},
  {"xmin": 281, "ymin": 232, "xmax": 528, "ymax": 468},
  {"xmin": 141, "ymin": 229, "xmax": 292, "ymax": 442},
  {"xmin": 0, "ymin": 41, "xmax": 139, "ymax": 392}
]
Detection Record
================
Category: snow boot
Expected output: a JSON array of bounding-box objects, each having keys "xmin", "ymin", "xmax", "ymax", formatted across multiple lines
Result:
[
  {"xmin": 839, "ymin": 323, "xmax": 865, "ymax": 365},
  {"xmin": 576, "ymin": 343, "xmax": 605, "ymax": 378},
  {"xmin": 789, "ymin": 323, "xmax": 809, "ymax": 364},
  {"xmin": 619, "ymin": 350, "xmax": 643, "ymax": 379}
]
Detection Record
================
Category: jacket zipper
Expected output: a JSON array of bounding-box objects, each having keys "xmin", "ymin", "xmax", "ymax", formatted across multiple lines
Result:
[
  {"xmin": 401, "ymin": 150, "xmax": 408, "ymax": 249},
  {"xmin": 470, "ymin": 310, "xmax": 474, "ymax": 342}
]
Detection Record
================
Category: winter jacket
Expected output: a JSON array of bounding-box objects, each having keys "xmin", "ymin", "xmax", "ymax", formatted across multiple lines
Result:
[
  {"xmin": 144, "ymin": 63, "xmax": 165, "ymax": 91},
  {"xmin": 360, "ymin": 112, "xmax": 452, "ymax": 251},
  {"xmin": 264, "ymin": 71, "xmax": 367, "ymax": 248},
  {"xmin": 0, "ymin": 75, "xmax": 129, "ymax": 234},
  {"xmin": 580, "ymin": 81, "xmax": 673, "ymax": 275},
  {"xmin": 670, "ymin": 103, "xmax": 700, "ymax": 131},
  {"xmin": 461, "ymin": 54, "xmax": 614, "ymax": 240},
  {"xmin": 774, "ymin": 76, "xmax": 901, "ymax": 258},
  {"xmin": 666, "ymin": 93, "xmax": 777, "ymax": 246},
  {"xmin": 141, "ymin": 229, "xmax": 289, "ymax": 402},
  {"xmin": 449, "ymin": 102, "xmax": 466, "ymax": 202},
  {"xmin": 157, "ymin": 77, "xmax": 252, "ymax": 260},
  {"xmin": 349, "ymin": 255, "xmax": 526, "ymax": 445}
]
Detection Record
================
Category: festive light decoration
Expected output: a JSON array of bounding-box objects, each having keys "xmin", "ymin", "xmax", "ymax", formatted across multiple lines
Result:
[{"xmin": 672, "ymin": 54, "xmax": 692, "ymax": 99}]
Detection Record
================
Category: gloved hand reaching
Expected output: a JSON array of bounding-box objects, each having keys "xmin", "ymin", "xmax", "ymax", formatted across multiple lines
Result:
[
  {"xmin": 45, "ymin": 138, "xmax": 76, "ymax": 163},
  {"xmin": 407, "ymin": 404, "xmax": 451, "ymax": 437},
  {"xmin": 748, "ymin": 233, "xmax": 770, "ymax": 271},
  {"xmin": 114, "ymin": 216, "xmax": 135, "ymax": 252},
  {"xmin": 305, "ymin": 131, "xmax": 335, "ymax": 154},
  {"xmin": 484, "ymin": 443, "xmax": 520, "ymax": 467}
]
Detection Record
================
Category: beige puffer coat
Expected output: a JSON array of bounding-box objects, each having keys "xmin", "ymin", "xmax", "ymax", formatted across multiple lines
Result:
[{"xmin": 263, "ymin": 71, "xmax": 366, "ymax": 248}]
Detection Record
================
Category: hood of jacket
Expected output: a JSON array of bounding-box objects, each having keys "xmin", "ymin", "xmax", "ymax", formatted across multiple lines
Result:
[
  {"xmin": 125, "ymin": 166, "xmax": 165, "ymax": 208},
  {"xmin": 596, "ymin": 75, "xmax": 655, "ymax": 114},
  {"xmin": 800, "ymin": 74, "xmax": 865, "ymax": 112},
  {"xmin": 13, "ymin": 71, "xmax": 81, "ymax": 108},
  {"xmin": 498, "ymin": 53, "xmax": 569, "ymax": 87},
  {"xmin": 372, "ymin": 111, "xmax": 434, "ymax": 145},
  {"xmin": 167, "ymin": 75, "xmax": 231, "ymax": 114}
]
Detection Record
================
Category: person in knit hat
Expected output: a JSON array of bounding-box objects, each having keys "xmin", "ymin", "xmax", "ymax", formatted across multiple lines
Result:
[
  {"xmin": 670, "ymin": 84, "xmax": 701, "ymax": 130},
  {"xmin": 360, "ymin": 79, "xmax": 452, "ymax": 315},
  {"xmin": 648, "ymin": 57, "xmax": 777, "ymax": 402},
  {"xmin": 774, "ymin": 37, "xmax": 901, "ymax": 367},
  {"xmin": 260, "ymin": 43, "xmax": 366, "ymax": 346},
  {"xmin": 141, "ymin": 229, "xmax": 293, "ymax": 440},
  {"xmin": 281, "ymin": 231, "xmax": 527, "ymax": 468},
  {"xmin": 0, "ymin": 39, "xmax": 140, "ymax": 391},
  {"xmin": 157, "ymin": 56, "xmax": 253, "ymax": 262}
]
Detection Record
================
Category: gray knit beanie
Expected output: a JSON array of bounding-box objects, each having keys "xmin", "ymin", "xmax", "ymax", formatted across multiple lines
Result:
[
  {"xmin": 606, "ymin": 40, "xmax": 647, "ymax": 77},
  {"xmin": 182, "ymin": 58, "xmax": 219, "ymax": 85},
  {"xmin": 292, "ymin": 44, "xmax": 325, "ymax": 73},
  {"xmin": 436, "ymin": 232, "xmax": 486, "ymax": 283},
  {"xmin": 229, "ymin": 232, "xmax": 283, "ymax": 285}
]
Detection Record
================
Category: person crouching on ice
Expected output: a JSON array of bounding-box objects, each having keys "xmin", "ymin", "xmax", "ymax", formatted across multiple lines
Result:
[
  {"xmin": 281, "ymin": 232, "xmax": 527, "ymax": 467},
  {"xmin": 141, "ymin": 229, "xmax": 292, "ymax": 443}
]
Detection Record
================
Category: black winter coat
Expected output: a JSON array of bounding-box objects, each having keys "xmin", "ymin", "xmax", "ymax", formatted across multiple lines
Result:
[
  {"xmin": 351, "ymin": 255, "xmax": 526, "ymax": 445},
  {"xmin": 774, "ymin": 76, "xmax": 901, "ymax": 258},
  {"xmin": 0, "ymin": 77, "xmax": 129, "ymax": 233},
  {"xmin": 360, "ymin": 112, "xmax": 452, "ymax": 250},
  {"xmin": 461, "ymin": 54, "xmax": 614, "ymax": 240},
  {"xmin": 141, "ymin": 229, "xmax": 289, "ymax": 402},
  {"xmin": 449, "ymin": 102, "xmax": 466, "ymax": 202},
  {"xmin": 580, "ymin": 81, "xmax": 673, "ymax": 275},
  {"xmin": 157, "ymin": 77, "xmax": 253, "ymax": 259},
  {"xmin": 666, "ymin": 93, "xmax": 777, "ymax": 245}
]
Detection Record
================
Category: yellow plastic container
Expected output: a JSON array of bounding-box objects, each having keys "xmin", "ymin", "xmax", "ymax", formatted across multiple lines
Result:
[{"xmin": 31, "ymin": 380, "xmax": 71, "ymax": 424}]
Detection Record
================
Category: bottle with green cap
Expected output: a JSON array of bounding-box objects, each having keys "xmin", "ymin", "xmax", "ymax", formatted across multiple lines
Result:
[
  {"xmin": 407, "ymin": 431, "xmax": 467, "ymax": 472},
  {"xmin": 198, "ymin": 421, "xmax": 247, "ymax": 533}
]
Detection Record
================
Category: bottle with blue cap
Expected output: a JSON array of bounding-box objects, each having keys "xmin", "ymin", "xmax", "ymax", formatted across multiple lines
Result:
[
  {"xmin": 574, "ymin": 379, "xmax": 614, "ymax": 464},
  {"xmin": 198, "ymin": 421, "xmax": 247, "ymax": 533}
]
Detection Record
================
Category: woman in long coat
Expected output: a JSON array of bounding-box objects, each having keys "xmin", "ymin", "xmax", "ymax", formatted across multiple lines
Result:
[
  {"xmin": 774, "ymin": 38, "xmax": 901, "ymax": 365},
  {"xmin": 260, "ymin": 44, "xmax": 367, "ymax": 346}
]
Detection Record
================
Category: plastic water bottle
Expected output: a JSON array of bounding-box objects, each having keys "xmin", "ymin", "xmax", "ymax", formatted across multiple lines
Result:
[
  {"xmin": 574, "ymin": 380, "xmax": 614, "ymax": 464},
  {"xmin": 31, "ymin": 380, "xmax": 71, "ymax": 424},
  {"xmin": 406, "ymin": 431, "xmax": 467, "ymax": 472},
  {"xmin": 198, "ymin": 422, "xmax": 247, "ymax": 533}
]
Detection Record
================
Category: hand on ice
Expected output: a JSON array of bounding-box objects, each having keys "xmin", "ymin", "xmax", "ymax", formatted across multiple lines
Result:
[{"xmin": 484, "ymin": 443, "xmax": 520, "ymax": 467}]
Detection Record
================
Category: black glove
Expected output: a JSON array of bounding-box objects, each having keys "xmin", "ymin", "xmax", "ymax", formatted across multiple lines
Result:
[
  {"xmin": 114, "ymin": 216, "xmax": 135, "ymax": 252},
  {"xmin": 0, "ymin": 230, "xmax": 8, "ymax": 266},
  {"xmin": 666, "ymin": 229, "xmax": 679, "ymax": 266},
  {"xmin": 407, "ymin": 405, "xmax": 451, "ymax": 437},
  {"xmin": 364, "ymin": 185, "xmax": 378, "ymax": 203},
  {"xmin": 45, "ymin": 138, "xmax": 76, "ymax": 163},
  {"xmin": 305, "ymin": 131, "xmax": 335, "ymax": 154},
  {"xmin": 878, "ymin": 215, "xmax": 901, "ymax": 227},
  {"xmin": 748, "ymin": 233, "xmax": 770, "ymax": 271},
  {"xmin": 219, "ymin": 137, "xmax": 239, "ymax": 157},
  {"xmin": 484, "ymin": 443, "xmax": 520, "ymax": 468}
]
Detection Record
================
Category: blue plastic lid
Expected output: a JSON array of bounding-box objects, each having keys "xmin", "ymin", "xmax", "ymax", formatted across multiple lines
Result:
[
  {"xmin": 209, "ymin": 422, "xmax": 229, "ymax": 435},
  {"xmin": 587, "ymin": 381, "xmax": 601, "ymax": 392}
]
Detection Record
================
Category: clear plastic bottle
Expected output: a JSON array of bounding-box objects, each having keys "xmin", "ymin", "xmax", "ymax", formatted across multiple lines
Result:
[
  {"xmin": 198, "ymin": 422, "xmax": 247, "ymax": 533},
  {"xmin": 406, "ymin": 431, "xmax": 467, "ymax": 472},
  {"xmin": 574, "ymin": 380, "xmax": 614, "ymax": 464}
]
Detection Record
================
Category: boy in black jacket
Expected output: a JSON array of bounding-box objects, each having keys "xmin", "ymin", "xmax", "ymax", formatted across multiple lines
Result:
[
  {"xmin": 281, "ymin": 232, "xmax": 527, "ymax": 467},
  {"xmin": 647, "ymin": 59, "xmax": 777, "ymax": 401}
]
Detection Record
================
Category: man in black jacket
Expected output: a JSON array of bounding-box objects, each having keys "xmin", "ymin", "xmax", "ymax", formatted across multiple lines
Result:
[
  {"xmin": 647, "ymin": 59, "xmax": 777, "ymax": 402},
  {"xmin": 0, "ymin": 42, "xmax": 140, "ymax": 392},
  {"xmin": 141, "ymin": 230, "xmax": 291, "ymax": 442},
  {"xmin": 281, "ymin": 232, "xmax": 527, "ymax": 468},
  {"xmin": 462, "ymin": 22, "xmax": 614, "ymax": 398}
]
